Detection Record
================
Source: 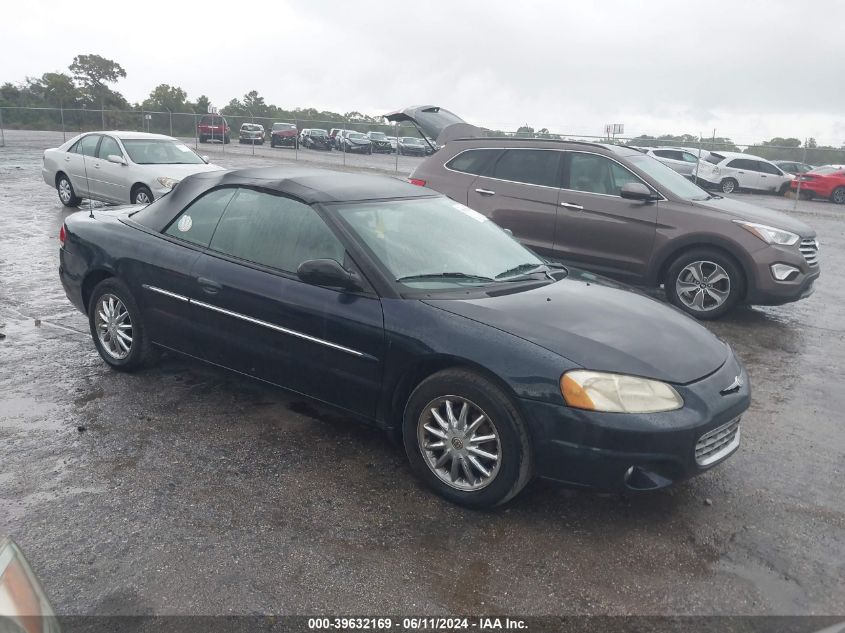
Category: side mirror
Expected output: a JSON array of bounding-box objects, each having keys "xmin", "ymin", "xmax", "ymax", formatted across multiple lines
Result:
[
  {"xmin": 297, "ymin": 259, "xmax": 362, "ymax": 291},
  {"xmin": 620, "ymin": 182, "xmax": 659, "ymax": 202},
  {"xmin": 107, "ymin": 154, "xmax": 127, "ymax": 165}
]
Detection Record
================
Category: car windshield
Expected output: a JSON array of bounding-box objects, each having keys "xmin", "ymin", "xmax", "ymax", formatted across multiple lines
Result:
[
  {"xmin": 810, "ymin": 166, "xmax": 839, "ymax": 175},
  {"xmin": 121, "ymin": 139, "xmax": 205, "ymax": 165},
  {"xmin": 402, "ymin": 137, "xmax": 423, "ymax": 144},
  {"xmin": 335, "ymin": 197, "xmax": 545, "ymax": 290},
  {"xmin": 273, "ymin": 123, "xmax": 294, "ymax": 130},
  {"xmin": 626, "ymin": 154, "xmax": 712, "ymax": 201},
  {"xmin": 243, "ymin": 125, "xmax": 261, "ymax": 131},
  {"xmin": 368, "ymin": 132, "xmax": 387, "ymax": 140},
  {"xmin": 348, "ymin": 132, "xmax": 365, "ymax": 139},
  {"xmin": 310, "ymin": 129, "xmax": 327, "ymax": 136}
]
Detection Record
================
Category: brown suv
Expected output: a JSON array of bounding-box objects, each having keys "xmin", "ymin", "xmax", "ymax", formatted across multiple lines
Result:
[{"xmin": 388, "ymin": 106, "xmax": 821, "ymax": 319}]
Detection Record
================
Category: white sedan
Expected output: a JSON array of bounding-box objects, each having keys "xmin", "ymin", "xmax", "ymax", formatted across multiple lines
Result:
[{"xmin": 42, "ymin": 131, "xmax": 224, "ymax": 206}]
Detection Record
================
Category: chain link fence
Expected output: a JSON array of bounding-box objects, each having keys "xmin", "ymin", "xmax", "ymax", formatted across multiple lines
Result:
[{"xmin": 3, "ymin": 105, "xmax": 845, "ymax": 173}]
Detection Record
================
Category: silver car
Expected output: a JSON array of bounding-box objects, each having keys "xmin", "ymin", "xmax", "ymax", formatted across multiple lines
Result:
[
  {"xmin": 42, "ymin": 131, "xmax": 224, "ymax": 206},
  {"xmin": 633, "ymin": 147, "xmax": 703, "ymax": 176}
]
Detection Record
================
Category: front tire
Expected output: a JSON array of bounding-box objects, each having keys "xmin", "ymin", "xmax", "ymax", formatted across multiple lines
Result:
[
  {"xmin": 403, "ymin": 369, "xmax": 533, "ymax": 508},
  {"xmin": 56, "ymin": 173, "xmax": 81, "ymax": 207},
  {"xmin": 720, "ymin": 178, "xmax": 738, "ymax": 194},
  {"xmin": 665, "ymin": 248, "xmax": 745, "ymax": 320},
  {"xmin": 831, "ymin": 186, "xmax": 845, "ymax": 204},
  {"xmin": 88, "ymin": 278, "xmax": 158, "ymax": 371},
  {"xmin": 132, "ymin": 185, "xmax": 153, "ymax": 205}
]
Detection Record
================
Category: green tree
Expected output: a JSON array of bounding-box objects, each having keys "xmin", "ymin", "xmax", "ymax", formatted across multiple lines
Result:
[
  {"xmin": 193, "ymin": 94, "xmax": 210, "ymax": 114},
  {"xmin": 143, "ymin": 84, "xmax": 190, "ymax": 113},
  {"xmin": 39, "ymin": 72, "xmax": 80, "ymax": 106},
  {"xmin": 68, "ymin": 54, "xmax": 128, "ymax": 109}
]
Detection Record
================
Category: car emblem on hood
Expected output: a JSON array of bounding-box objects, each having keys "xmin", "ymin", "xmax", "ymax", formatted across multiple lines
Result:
[{"xmin": 720, "ymin": 375, "xmax": 743, "ymax": 395}]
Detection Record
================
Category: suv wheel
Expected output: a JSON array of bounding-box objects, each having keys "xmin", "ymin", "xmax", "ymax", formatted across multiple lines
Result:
[
  {"xmin": 720, "ymin": 178, "xmax": 738, "ymax": 194},
  {"xmin": 665, "ymin": 248, "xmax": 744, "ymax": 319},
  {"xmin": 403, "ymin": 368, "xmax": 533, "ymax": 508},
  {"xmin": 831, "ymin": 186, "xmax": 845, "ymax": 204}
]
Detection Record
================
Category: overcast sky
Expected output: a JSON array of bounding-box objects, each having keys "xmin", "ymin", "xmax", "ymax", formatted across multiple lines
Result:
[{"xmin": 3, "ymin": 0, "xmax": 844, "ymax": 145}]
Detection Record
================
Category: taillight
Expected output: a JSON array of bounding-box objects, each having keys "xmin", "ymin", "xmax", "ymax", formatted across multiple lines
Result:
[
  {"xmin": 59, "ymin": 224, "xmax": 66, "ymax": 246},
  {"xmin": 409, "ymin": 178, "xmax": 427, "ymax": 187}
]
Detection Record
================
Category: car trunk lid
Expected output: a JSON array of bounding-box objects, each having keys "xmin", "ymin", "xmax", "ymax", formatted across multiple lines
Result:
[{"xmin": 384, "ymin": 105, "xmax": 483, "ymax": 145}]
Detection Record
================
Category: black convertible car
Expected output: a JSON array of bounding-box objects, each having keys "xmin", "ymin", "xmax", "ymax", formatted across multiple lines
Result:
[{"xmin": 58, "ymin": 167, "xmax": 749, "ymax": 508}]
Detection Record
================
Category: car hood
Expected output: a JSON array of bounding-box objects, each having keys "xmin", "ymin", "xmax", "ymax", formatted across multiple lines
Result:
[
  {"xmin": 691, "ymin": 195, "xmax": 814, "ymax": 236},
  {"xmin": 384, "ymin": 104, "xmax": 484, "ymax": 144},
  {"xmin": 424, "ymin": 269, "xmax": 729, "ymax": 385},
  {"xmin": 348, "ymin": 137, "xmax": 370, "ymax": 144}
]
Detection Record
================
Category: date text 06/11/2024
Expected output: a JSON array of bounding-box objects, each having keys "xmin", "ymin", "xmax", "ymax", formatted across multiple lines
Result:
[{"xmin": 306, "ymin": 617, "xmax": 529, "ymax": 630}]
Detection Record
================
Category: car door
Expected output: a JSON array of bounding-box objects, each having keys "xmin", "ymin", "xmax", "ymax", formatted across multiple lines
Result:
[
  {"xmin": 756, "ymin": 160, "xmax": 788, "ymax": 192},
  {"xmin": 187, "ymin": 187, "xmax": 385, "ymax": 418},
  {"xmin": 65, "ymin": 134, "xmax": 101, "ymax": 198},
  {"xmin": 137, "ymin": 187, "xmax": 239, "ymax": 353},
  {"xmin": 553, "ymin": 151, "xmax": 658, "ymax": 282},
  {"xmin": 90, "ymin": 134, "xmax": 130, "ymax": 203},
  {"xmin": 725, "ymin": 158, "xmax": 762, "ymax": 190},
  {"xmin": 466, "ymin": 148, "xmax": 562, "ymax": 258}
]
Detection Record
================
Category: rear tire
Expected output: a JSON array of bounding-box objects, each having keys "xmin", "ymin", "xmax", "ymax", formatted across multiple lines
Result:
[
  {"xmin": 56, "ymin": 173, "xmax": 81, "ymax": 207},
  {"xmin": 88, "ymin": 278, "xmax": 159, "ymax": 372},
  {"xmin": 720, "ymin": 178, "xmax": 738, "ymax": 194},
  {"xmin": 831, "ymin": 186, "xmax": 845, "ymax": 204},
  {"xmin": 403, "ymin": 368, "xmax": 533, "ymax": 508},
  {"xmin": 665, "ymin": 248, "xmax": 745, "ymax": 320}
]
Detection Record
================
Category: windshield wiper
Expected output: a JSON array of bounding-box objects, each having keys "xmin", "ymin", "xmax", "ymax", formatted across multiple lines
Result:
[
  {"xmin": 396, "ymin": 272, "xmax": 497, "ymax": 283},
  {"xmin": 495, "ymin": 263, "xmax": 552, "ymax": 281}
]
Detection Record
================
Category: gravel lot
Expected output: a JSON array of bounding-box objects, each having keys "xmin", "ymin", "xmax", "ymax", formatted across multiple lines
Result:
[{"xmin": 1, "ymin": 130, "xmax": 844, "ymax": 617}]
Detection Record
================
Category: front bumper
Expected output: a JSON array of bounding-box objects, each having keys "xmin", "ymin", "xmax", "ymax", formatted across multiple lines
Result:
[
  {"xmin": 790, "ymin": 182, "xmax": 830, "ymax": 198},
  {"xmin": 345, "ymin": 144, "xmax": 371, "ymax": 153},
  {"xmin": 745, "ymin": 241, "xmax": 820, "ymax": 305},
  {"xmin": 522, "ymin": 352, "xmax": 750, "ymax": 491},
  {"xmin": 272, "ymin": 135, "xmax": 297, "ymax": 146},
  {"xmin": 371, "ymin": 142, "xmax": 392, "ymax": 153}
]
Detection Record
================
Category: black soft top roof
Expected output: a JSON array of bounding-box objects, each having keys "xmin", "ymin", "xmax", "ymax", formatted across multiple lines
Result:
[{"xmin": 131, "ymin": 167, "xmax": 435, "ymax": 232}]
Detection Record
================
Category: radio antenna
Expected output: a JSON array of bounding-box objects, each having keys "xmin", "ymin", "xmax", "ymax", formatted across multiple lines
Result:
[{"xmin": 81, "ymin": 138, "xmax": 95, "ymax": 219}]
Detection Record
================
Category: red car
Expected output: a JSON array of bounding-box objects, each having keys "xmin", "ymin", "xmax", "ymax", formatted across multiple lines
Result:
[
  {"xmin": 790, "ymin": 165, "xmax": 845, "ymax": 204},
  {"xmin": 269, "ymin": 122, "xmax": 299, "ymax": 148},
  {"xmin": 197, "ymin": 114, "xmax": 230, "ymax": 144}
]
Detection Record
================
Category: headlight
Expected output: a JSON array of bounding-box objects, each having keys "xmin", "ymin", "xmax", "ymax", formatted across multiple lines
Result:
[
  {"xmin": 561, "ymin": 370, "xmax": 683, "ymax": 413},
  {"xmin": 0, "ymin": 537, "xmax": 58, "ymax": 629},
  {"xmin": 156, "ymin": 176, "xmax": 180, "ymax": 190},
  {"xmin": 734, "ymin": 221, "xmax": 799, "ymax": 246}
]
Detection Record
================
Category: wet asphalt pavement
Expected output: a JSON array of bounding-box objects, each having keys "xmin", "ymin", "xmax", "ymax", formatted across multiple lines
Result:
[{"xmin": 1, "ymin": 130, "xmax": 844, "ymax": 616}]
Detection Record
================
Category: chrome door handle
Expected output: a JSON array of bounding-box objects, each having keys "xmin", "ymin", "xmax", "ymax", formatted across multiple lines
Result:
[
  {"xmin": 560, "ymin": 202, "xmax": 584, "ymax": 210},
  {"xmin": 197, "ymin": 277, "xmax": 222, "ymax": 294},
  {"xmin": 475, "ymin": 188, "xmax": 495, "ymax": 196}
]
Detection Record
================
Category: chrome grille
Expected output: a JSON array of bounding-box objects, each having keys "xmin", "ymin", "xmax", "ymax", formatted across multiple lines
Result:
[
  {"xmin": 695, "ymin": 417, "xmax": 740, "ymax": 466},
  {"xmin": 799, "ymin": 238, "xmax": 819, "ymax": 267}
]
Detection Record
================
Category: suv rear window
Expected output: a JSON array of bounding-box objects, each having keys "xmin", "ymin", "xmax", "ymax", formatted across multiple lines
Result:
[
  {"xmin": 706, "ymin": 153, "xmax": 725, "ymax": 165},
  {"xmin": 492, "ymin": 149, "xmax": 561, "ymax": 187},
  {"xmin": 445, "ymin": 149, "xmax": 502, "ymax": 176}
]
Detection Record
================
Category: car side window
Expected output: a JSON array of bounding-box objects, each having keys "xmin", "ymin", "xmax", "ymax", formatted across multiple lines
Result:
[
  {"xmin": 164, "ymin": 188, "xmax": 236, "ymax": 247},
  {"xmin": 757, "ymin": 161, "xmax": 781, "ymax": 175},
  {"xmin": 727, "ymin": 158, "xmax": 754, "ymax": 170},
  {"xmin": 97, "ymin": 136, "xmax": 122, "ymax": 160},
  {"xmin": 446, "ymin": 149, "xmax": 502, "ymax": 176},
  {"xmin": 76, "ymin": 135, "xmax": 101, "ymax": 157},
  {"xmin": 681, "ymin": 152, "xmax": 699, "ymax": 163},
  {"xmin": 567, "ymin": 153, "xmax": 645, "ymax": 196},
  {"xmin": 492, "ymin": 149, "xmax": 560, "ymax": 187},
  {"xmin": 209, "ymin": 188, "xmax": 345, "ymax": 274}
]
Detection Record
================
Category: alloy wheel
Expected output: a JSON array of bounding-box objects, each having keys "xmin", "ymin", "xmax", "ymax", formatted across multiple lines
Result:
[
  {"xmin": 417, "ymin": 396, "xmax": 501, "ymax": 491},
  {"xmin": 676, "ymin": 260, "xmax": 731, "ymax": 313},
  {"xmin": 95, "ymin": 294, "xmax": 133, "ymax": 359},
  {"xmin": 833, "ymin": 188, "xmax": 845, "ymax": 204},
  {"xmin": 721, "ymin": 180, "xmax": 736, "ymax": 194},
  {"xmin": 58, "ymin": 179, "xmax": 72, "ymax": 203},
  {"xmin": 134, "ymin": 191, "xmax": 151, "ymax": 204}
]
